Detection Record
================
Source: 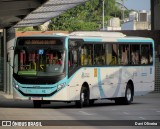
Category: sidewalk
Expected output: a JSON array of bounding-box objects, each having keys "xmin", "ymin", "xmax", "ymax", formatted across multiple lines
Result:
[{"xmin": 0, "ymin": 91, "xmax": 13, "ymax": 100}]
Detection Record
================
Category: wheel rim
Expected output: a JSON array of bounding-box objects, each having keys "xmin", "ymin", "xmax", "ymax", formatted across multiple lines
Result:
[
  {"xmin": 126, "ymin": 88, "xmax": 131, "ymax": 101},
  {"xmin": 81, "ymin": 93, "xmax": 84, "ymax": 103}
]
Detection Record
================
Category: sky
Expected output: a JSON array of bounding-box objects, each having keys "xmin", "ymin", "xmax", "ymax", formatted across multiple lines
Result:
[{"xmin": 122, "ymin": 0, "xmax": 150, "ymax": 11}]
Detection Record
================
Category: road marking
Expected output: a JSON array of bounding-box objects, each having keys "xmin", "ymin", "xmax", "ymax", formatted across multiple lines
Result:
[
  {"xmin": 123, "ymin": 112, "xmax": 129, "ymax": 115},
  {"xmin": 79, "ymin": 111, "xmax": 94, "ymax": 115},
  {"xmin": 139, "ymin": 117, "xmax": 145, "ymax": 120},
  {"xmin": 156, "ymin": 111, "xmax": 160, "ymax": 113}
]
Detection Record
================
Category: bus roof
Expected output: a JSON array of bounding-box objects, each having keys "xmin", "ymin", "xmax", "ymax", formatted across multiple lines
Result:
[
  {"xmin": 16, "ymin": 31, "xmax": 154, "ymax": 43},
  {"xmin": 69, "ymin": 31, "xmax": 126, "ymax": 38},
  {"xmin": 68, "ymin": 31, "xmax": 153, "ymax": 43}
]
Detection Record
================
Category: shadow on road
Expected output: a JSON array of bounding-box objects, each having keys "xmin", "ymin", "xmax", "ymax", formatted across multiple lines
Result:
[
  {"xmin": 0, "ymin": 98, "xmax": 144, "ymax": 109},
  {"xmin": 1, "ymin": 92, "xmax": 158, "ymax": 109}
]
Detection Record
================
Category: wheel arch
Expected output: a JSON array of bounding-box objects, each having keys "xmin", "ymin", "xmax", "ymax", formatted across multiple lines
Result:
[
  {"xmin": 127, "ymin": 80, "xmax": 134, "ymax": 97},
  {"xmin": 81, "ymin": 82, "xmax": 90, "ymax": 97}
]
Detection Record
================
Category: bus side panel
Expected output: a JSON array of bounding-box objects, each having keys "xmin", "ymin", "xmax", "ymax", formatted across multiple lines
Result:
[
  {"xmin": 120, "ymin": 66, "xmax": 154, "ymax": 97},
  {"xmin": 68, "ymin": 66, "xmax": 154, "ymax": 101},
  {"xmin": 133, "ymin": 66, "xmax": 154, "ymax": 96},
  {"xmin": 101, "ymin": 67, "xmax": 134, "ymax": 99},
  {"xmin": 120, "ymin": 67, "xmax": 137, "ymax": 97},
  {"xmin": 68, "ymin": 68, "xmax": 100, "ymax": 101},
  {"xmin": 94, "ymin": 66, "xmax": 154, "ymax": 99},
  {"xmin": 144, "ymin": 66, "xmax": 155, "ymax": 93},
  {"xmin": 100, "ymin": 67, "xmax": 123, "ymax": 98}
]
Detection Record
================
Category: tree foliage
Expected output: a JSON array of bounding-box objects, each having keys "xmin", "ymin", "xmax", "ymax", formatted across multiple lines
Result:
[
  {"xmin": 17, "ymin": 27, "xmax": 35, "ymax": 31},
  {"xmin": 17, "ymin": 0, "xmax": 133, "ymax": 31},
  {"xmin": 49, "ymin": 0, "xmax": 121, "ymax": 31}
]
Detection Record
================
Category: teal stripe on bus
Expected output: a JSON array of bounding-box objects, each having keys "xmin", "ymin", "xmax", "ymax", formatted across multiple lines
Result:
[
  {"xmin": 98, "ymin": 68, "xmax": 105, "ymax": 98},
  {"xmin": 83, "ymin": 38, "xmax": 102, "ymax": 42},
  {"xmin": 117, "ymin": 38, "xmax": 154, "ymax": 43}
]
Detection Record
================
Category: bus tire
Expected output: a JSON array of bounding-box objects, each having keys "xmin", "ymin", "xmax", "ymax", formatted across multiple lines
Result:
[
  {"xmin": 89, "ymin": 100, "xmax": 95, "ymax": 106},
  {"xmin": 114, "ymin": 98, "xmax": 122, "ymax": 105},
  {"xmin": 123, "ymin": 84, "xmax": 133, "ymax": 105},
  {"xmin": 115, "ymin": 84, "xmax": 133, "ymax": 105},
  {"xmin": 75, "ymin": 87, "xmax": 89, "ymax": 108},
  {"xmin": 33, "ymin": 100, "xmax": 41, "ymax": 108}
]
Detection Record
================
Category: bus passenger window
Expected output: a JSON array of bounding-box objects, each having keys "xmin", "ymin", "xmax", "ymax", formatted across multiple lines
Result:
[
  {"xmin": 141, "ymin": 45, "xmax": 149, "ymax": 64},
  {"xmin": 81, "ymin": 44, "xmax": 93, "ymax": 66},
  {"xmin": 106, "ymin": 44, "xmax": 118, "ymax": 65},
  {"xmin": 94, "ymin": 44, "xmax": 105, "ymax": 65},
  {"xmin": 130, "ymin": 45, "xmax": 140, "ymax": 65},
  {"xmin": 122, "ymin": 45, "xmax": 129, "ymax": 65},
  {"xmin": 149, "ymin": 44, "xmax": 153, "ymax": 64}
]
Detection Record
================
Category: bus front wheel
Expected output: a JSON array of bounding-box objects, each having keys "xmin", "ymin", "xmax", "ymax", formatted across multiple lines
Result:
[
  {"xmin": 33, "ymin": 100, "xmax": 42, "ymax": 108},
  {"xmin": 75, "ymin": 87, "xmax": 89, "ymax": 108}
]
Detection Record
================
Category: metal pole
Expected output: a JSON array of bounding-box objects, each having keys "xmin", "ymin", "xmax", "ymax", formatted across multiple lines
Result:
[
  {"xmin": 102, "ymin": 0, "xmax": 105, "ymax": 30},
  {"xmin": 7, "ymin": 61, "xmax": 9, "ymax": 94},
  {"xmin": 122, "ymin": 0, "xmax": 124, "ymax": 21},
  {"xmin": 9, "ymin": 60, "xmax": 12, "ymax": 94},
  {"xmin": 151, "ymin": 0, "xmax": 154, "ymax": 30},
  {"xmin": 3, "ymin": 29, "xmax": 7, "ymax": 93}
]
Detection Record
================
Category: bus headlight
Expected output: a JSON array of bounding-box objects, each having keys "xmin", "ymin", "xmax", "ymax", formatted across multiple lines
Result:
[
  {"xmin": 15, "ymin": 85, "xmax": 19, "ymax": 89},
  {"xmin": 57, "ymin": 82, "xmax": 66, "ymax": 91}
]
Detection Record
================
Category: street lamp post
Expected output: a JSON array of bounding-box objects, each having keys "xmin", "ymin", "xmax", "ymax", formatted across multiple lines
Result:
[
  {"xmin": 122, "ymin": 0, "xmax": 124, "ymax": 22},
  {"xmin": 102, "ymin": 0, "xmax": 105, "ymax": 30}
]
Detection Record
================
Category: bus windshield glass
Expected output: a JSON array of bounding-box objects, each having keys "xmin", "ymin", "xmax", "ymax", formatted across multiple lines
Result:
[{"xmin": 14, "ymin": 37, "xmax": 65, "ymax": 76}]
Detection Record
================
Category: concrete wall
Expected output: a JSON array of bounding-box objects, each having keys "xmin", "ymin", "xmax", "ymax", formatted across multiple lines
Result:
[
  {"xmin": 135, "ymin": 22, "xmax": 150, "ymax": 30},
  {"xmin": 122, "ymin": 21, "xmax": 150, "ymax": 30}
]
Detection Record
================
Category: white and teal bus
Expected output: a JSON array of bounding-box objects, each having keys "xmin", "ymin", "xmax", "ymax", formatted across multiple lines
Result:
[{"xmin": 13, "ymin": 32, "xmax": 155, "ymax": 108}]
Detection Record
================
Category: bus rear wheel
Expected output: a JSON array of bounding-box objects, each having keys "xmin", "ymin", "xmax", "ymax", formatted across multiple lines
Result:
[
  {"xmin": 115, "ymin": 84, "xmax": 133, "ymax": 105},
  {"xmin": 33, "ymin": 100, "xmax": 42, "ymax": 108},
  {"xmin": 124, "ymin": 84, "xmax": 133, "ymax": 105},
  {"xmin": 75, "ymin": 87, "xmax": 89, "ymax": 108}
]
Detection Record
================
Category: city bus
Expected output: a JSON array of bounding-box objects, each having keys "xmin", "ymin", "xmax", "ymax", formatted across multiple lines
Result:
[{"xmin": 13, "ymin": 32, "xmax": 155, "ymax": 108}]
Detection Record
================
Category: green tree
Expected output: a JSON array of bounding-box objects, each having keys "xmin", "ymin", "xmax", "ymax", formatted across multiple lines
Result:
[
  {"xmin": 17, "ymin": 27, "xmax": 35, "ymax": 31},
  {"xmin": 17, "ymin": 0, "xmax": 123, "ymax": 31},
  {"xmin": 49, "ymin": 0, "xmax": 120, "ymax": 31}
]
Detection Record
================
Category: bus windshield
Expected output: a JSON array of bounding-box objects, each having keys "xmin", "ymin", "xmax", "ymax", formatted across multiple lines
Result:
[{"xmin": 14, "ymin": 38, "xmax": 65, "ymax": 77}]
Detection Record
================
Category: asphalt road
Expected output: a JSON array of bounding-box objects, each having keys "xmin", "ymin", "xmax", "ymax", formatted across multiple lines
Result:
[{"xmin": 0, "ymin": 92, "xmax": 160, "ymax": 129}]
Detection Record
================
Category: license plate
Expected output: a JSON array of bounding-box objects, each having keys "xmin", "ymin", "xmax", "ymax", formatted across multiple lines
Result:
[{"xmin": 30, "ymin": 97, "xmax": 42, "ymax": 100}]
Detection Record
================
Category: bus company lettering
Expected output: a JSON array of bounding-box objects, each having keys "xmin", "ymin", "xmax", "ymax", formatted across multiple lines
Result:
[{"xmin": 81, "ymin": 72, "xmax": 90, "ymax": 78}]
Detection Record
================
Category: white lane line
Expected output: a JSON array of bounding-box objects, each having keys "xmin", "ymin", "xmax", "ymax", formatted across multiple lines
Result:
[
  {"xmin": 139, "ymin": 117, "xmax": 145, "ymax": 120},
  {"xmin": 123, "ymin": 112, "xmax": 129, "ymax": 115},
  {"xmin": 79, "ymin": 111, "xmax": 94, "ymax": 115}
]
